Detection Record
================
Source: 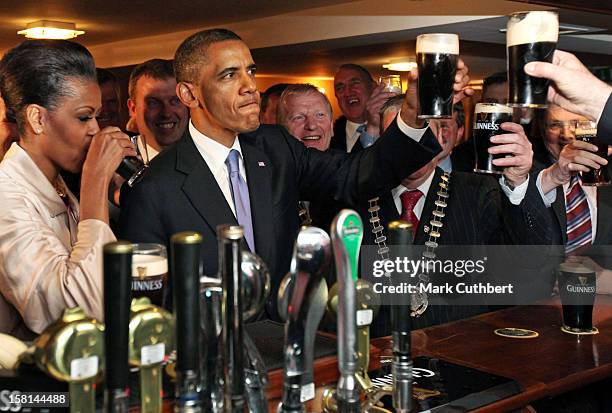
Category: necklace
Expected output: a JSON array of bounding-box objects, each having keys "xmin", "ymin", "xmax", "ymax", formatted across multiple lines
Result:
[{"xmin": 367, "ymin": 171, "xmax": 451, "ymax": 317}]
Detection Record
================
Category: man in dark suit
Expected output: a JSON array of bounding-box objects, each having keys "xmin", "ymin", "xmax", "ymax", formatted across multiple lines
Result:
[
  {"xmin": 363, "ymin": 103, "xmax": 552, "ymax": 336},
  {"xmin": 331, "ymin": 64, "xmax": 395, "ymax": 153},
  {"xmin": 119, "ymin": 29, "xmax": 473, "ymax": 318},
  {"xmin": 534, "ymin": 104, "xmax": 612, "ymax": 290}
]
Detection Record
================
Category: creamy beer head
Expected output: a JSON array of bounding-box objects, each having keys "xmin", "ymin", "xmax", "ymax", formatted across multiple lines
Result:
[
  {"xmin": 132, "ymin": 254, "xmax": 168, "ymax": 278},
  {"xmin": 416, "ymin": 33, "xmax": 459, "ymax": 55},
  {"xmin": 474, "ymin": 103, "xmax": 513, "ymax": 115},
  {"xmin": 507, "ymin": 11, "xmax": 558, "ymax": 47}
]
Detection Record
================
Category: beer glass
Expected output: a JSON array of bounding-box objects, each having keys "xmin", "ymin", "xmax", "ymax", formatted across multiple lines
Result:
[
  {"xmin": 575, "ymin": 121, "xmax": 611, "ymax": 186},
  {"xmin": 472, "ymin": 103, "xmax": 514, "ymax": 174},
  {"xmin": 131, "ymin": 243, "xmax": 168, "ymax": 307},
  {"xmin": 558, "ymin": 261, "xmax": 597, "ymax": 334},
  {"xmin": 507, "ymin": 11, "xmax": 558, "ymax": 108},
  {"xmin": 379, "ymin": 75, "xmax": 402, "ymax": 94},
  {"xmin": 116, "ymin": 156, "xmax": 147, "ymax": 187},
  {"xmin": 416, "ymin": 33, "xmax": 459, "ymax": 119}
]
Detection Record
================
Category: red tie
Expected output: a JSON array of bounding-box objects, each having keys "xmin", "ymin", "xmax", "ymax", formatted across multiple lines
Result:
[
  {"xmin": 400, "ymin": 190, "xmax": 423, "ymax": 231},
  {"xmin": 565, "ymin": 175, "xmax": 592, "ymax": 255}
]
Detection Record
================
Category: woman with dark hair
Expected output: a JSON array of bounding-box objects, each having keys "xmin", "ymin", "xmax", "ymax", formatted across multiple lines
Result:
[{"xmin": 0, "ymin": 40, "xmax": 136, "ymax": 339}]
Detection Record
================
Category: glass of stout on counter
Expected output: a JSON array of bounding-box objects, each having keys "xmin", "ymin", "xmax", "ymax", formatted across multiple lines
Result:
[
  {"xmin": 575, "ymin": 121, "xmax": 611, "ymax": 186},
  {"xmin": 131, "ymin": 243, "xmax": 168, "ymax": 307},
  {"xmin": 558, "ymin": 261, "xmax": 597, "ymax": 335},
  {"xmin": 416, "ymin": 33, "xmax": 459, "ymax": 119},
  {"xmin": 507, "ymin": 10, "xmax": 558, "ymax": 108}
]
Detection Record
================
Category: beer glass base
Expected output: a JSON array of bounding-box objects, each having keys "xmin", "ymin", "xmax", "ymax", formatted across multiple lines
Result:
[
  {"xmin": 561, "ymin": 325, "xmax": 599, "ymax": 335},
  {"xmin": 418, "ymin": 114, "xmax": 452, "ymax": 120},
  {"xmin": 507, "ymin": 102, "xmax": 548, "ymax": 109},
  {"xmin": 581, "ymin": 181, "xmax": 611, "ymax": 187},
  {"xmin": 473, "ymin": 168, "xmax": 503, "ymax": 175}
]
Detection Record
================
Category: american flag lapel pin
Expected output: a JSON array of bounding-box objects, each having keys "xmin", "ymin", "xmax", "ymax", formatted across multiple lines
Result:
[{"xmin": 258, "ymin": 161, "xmax": 266, "ymax": 167}]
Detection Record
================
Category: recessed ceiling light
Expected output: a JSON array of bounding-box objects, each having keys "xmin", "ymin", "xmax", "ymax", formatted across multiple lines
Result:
[
  {"xmin": 382, "ymin": 61, "xmax": 417, "ymax": 71},
  {"xmin": 18, "ymin": 20, "xmax": 85, "ymax": 40}
]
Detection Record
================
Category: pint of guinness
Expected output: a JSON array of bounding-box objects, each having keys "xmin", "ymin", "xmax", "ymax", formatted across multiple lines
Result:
[
  {"xmin": 507, "ymin": 11, "xmax": 558, "ymax": 108},
  {"xmin": 416, "ymin": 33, "xmax": 459, "ymax": 119},
  {"xmin": 558, "ymin": 262, "xmax": 597, "ymax": 334},
  {"xmin": 575, "ymin": 121, "xmax": 611, "ymax": 186},
  {"xmin": 472, "ymin": 103, "xmax": 514, "ymax": 174},
  {"xmin": 131, "ymin": 243, "xmax": 168, "ymax": 307}
]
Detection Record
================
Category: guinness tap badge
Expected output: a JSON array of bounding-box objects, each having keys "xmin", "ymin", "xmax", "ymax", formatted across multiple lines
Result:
[
  {"xmin": 129, "ymin": 297, "xmax": 174, "ymax": 413},
  {"xmin": 31, "ymin": 307, "xmax": 104, "ymax": 413}
]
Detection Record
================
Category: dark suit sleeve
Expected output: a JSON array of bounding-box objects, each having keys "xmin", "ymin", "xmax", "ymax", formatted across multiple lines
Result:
[
  {"xmin": 287, "ymin": 119, "xmax": 442, "ymax": 205},
  {"xmin": 597, "ymin": 93, "xmax": 612, "ymax": 145},
  {"xmin": 498, "ymin": 176, "xmax": 554, "ymax": 245},
  {"xmin": 118, "ymin": 178, "xmax": 167, "ymax": 246}
]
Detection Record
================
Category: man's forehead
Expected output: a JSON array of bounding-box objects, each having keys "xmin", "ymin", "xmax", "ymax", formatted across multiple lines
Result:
[
  {"xmin": 334, "ymin": 68, "xmax": 366, "ymax": 84},
  {"xmin": 205, "ymin": 40, "xmax": 254, "ymax": 68}
]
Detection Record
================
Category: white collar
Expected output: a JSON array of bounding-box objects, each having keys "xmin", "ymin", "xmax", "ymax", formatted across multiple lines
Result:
[
  {"xmin": 394, "ymin": 167, "xmax": 437, "ymax": 198},
  {"xmin": 189, "ymin": 119, "xmax": 244, "ymax": 175}
]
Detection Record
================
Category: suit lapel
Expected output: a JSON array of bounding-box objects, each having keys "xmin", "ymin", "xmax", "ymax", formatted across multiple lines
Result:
[
  {"xmin": 551, "ymin": 189, "xmax": 567, "ymax": 245},
  {"xmin": 176, "ymin": 131, "xmax": 237, "ymax": 236},
  {"xmin": 239, "ymin": 134, "xmax": 273, "ymax": 261}
]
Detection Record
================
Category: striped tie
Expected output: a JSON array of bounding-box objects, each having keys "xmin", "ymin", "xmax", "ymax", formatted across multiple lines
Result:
[{"xmin": 565, "ymin": 175, "xmax": 592, "ymax": 255}]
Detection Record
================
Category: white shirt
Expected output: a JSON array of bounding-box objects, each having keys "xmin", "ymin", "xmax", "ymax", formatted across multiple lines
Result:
[
  {"xmin": 135, "ymin": 135, "xmax": 160, "ymax": 164},
  {"xmin": 345, "ymin": 119, "xmax": 363, "ymax": 152},
  {"xmin": 189, "ymin": 120, "xmax": 246, "ymax": 217},
  {"xmin": 536, "ymin": 171, "xmax": 598, "ymax": 242},
  {"xmin": 392, "ymin": 169, "xmax": 436, "ymax": 218}
]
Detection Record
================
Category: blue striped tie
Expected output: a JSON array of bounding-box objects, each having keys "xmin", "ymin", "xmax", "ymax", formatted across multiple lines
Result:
[{"xmin": 565, "ymin": 175, "xmax": 592, "ymax": 255}]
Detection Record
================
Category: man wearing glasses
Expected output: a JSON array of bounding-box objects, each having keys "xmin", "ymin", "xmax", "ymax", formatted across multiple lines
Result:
[{"xmin": 536, "ymin": 104, "xmax": 612, "ymax": 293}]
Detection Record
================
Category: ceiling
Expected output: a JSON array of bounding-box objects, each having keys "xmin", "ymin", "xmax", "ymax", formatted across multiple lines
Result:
[{"xmin": 1, "ymin": 0, "xmax": 610, "ymax": 82}]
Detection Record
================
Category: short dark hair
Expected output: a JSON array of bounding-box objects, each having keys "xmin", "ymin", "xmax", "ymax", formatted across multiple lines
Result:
[
  {"xmin": 128, "ymin": 58, "xmax": 175, "ymax": 100},
  {"xmin": 277, "ymin": 84, "xmax": 333, "ymax": 125},
  {"xmin": 174, "ymin": 28, "xmax": 242, "ymax": 84},
  {"xmin": 336, "ymin": 63, "xmax": 375, "ymax": 85},
  {"xmin": 482, "ymin": 71, "xmax": 507, "ymax": 95},
  {"xmin": 261, "ymin": 83, "xmax": 290, "ymax": 114},
  {"xmin": 96, "ymin": 67, "xmax": 117, "ymax": 86},
  {"xmin": 0, "ymin": 39, "xmax": 96, "ymax": 134}
]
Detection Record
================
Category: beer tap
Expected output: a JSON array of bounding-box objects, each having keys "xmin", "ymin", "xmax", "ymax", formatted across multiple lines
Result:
[
  {"xmin": 103, "ymin": 241, "xmax": 133, "ymax": 413},
  {"xmin": 332, "ymin": 210, "xmax": 362, "ymax": 413},
  {"xmin": 387, "ymin": 221, "xmax": 414, "ymax": 413},
  {"xmin": 128, "ymin": 297, "xmax": 174, "ymax": 413},
  {"xmin": 31, "ymin": 307, "xmax": 104, "ymax": 413},
  {"xmin": 277, "ymin": 226, "xmax": 332, "ymax": 413},
  {"xmin": 218, "ymin": 225, "xmax": 247, "ymax": 413},
  {"xmin": 200, "ymin": 250, "xmax": 271, "ymax": 413},
  {"xmin": 171, "ymin": 231, "xmax": 203, "ymax": 413}
]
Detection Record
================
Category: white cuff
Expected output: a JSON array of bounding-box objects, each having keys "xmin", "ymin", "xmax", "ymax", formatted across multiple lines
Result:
[
  {"xmin": 396, "ymin": 110, "xmax": 427, "ymax": 142},
  {"xmin": 499, "ymin": 175, "xmax": 529, "ymax": 205},
  {"xmin": 536, "ymin": 170, "xmax": 557, "ymax": 207}
]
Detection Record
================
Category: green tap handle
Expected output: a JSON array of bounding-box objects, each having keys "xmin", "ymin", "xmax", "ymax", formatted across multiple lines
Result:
[{"xmin": 140, "ymin": 364, "xmax": 163, "ymax": 413}]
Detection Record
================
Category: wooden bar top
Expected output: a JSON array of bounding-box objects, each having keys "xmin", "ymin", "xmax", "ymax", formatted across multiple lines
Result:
[{"xmin": 372, "ymin": 295, "xmax": 612, "ymax": 412}]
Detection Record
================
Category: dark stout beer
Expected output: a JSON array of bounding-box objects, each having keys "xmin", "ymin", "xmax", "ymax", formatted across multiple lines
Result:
[
  {"xmin": 131, "ymin": 244, "xmax": 168, "ymax": 307},
  {"xmin": 575, "ymin": 121, "xmax": 611, "ymax": 186},
  {"xmin": 558, "ymin": 262, "xmax": 596, "ymax": 333},
  {"xmin": 416, "ymin": 33, "xmax": 459, "ymax": 119},
  {"xmin": 472, "ymin": 103, "xmax": 514, "ymax": 174},
  {"xmin": 507, "ymin": 11, "xmax": 558, "ymax": 108}
]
